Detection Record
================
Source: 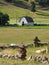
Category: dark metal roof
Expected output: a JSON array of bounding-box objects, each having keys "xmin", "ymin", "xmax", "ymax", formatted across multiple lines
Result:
[
  {"xmin": 20, "ymin": 16, "xmax": 34, "ymax": 22},
  {"xmin": 24, "ymin": 16, "xmax": 34, "ymax": 22}
]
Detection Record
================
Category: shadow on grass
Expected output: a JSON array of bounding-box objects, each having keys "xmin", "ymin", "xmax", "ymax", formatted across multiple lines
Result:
[
  {"xmin": 36, "ymin": 11, "xmax": 49, "ymax": 17},
  {"xmin": 13, "ymin": 0, "xmax": 30, "ymax": 9},
  {"xmin": 5, "ymin": 0, "xmax": 30, "ymax": 10},
  {"xmin": 0, "ymin": 1, "xmax": 8, "ymax": 6}
]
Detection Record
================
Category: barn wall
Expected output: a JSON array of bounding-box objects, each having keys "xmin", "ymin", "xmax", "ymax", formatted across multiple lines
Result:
[
  {"xmin": 28, "ymin": 22, "xmax": 34, "ymax": 26},
  {"xmin": 18, "ymin": 17, "xmax": 34, "ymax": 26}
]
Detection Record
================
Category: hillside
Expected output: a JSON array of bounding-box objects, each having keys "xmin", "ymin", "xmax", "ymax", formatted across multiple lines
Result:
[{"xmin": 0, "ymin": 0, "xmax": 49, "ymax": 24}]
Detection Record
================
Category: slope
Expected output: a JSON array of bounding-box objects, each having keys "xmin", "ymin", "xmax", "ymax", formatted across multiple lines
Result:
[{"xmin": 0, "ymin": 0, "xmax": 49, "ymax": 24}]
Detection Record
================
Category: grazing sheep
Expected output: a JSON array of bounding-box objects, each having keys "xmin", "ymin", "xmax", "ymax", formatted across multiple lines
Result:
[
  {"xmin": 16, "ymin": 52, "xmax": 22, "ymax": 59},
  {"xmin": 36, "ymin": 56, "xmax": 42, "ymax": 62},
  {"xmin": 27, "ymin": 55, "xmax": 36, "ymax": 61},
  {"xmin": 36, "ymin": 56, "xmax": 49, "ymax": 63},
  {"xmin": 36, "ymin": 49, "xmax": 46, "ymax": 53},
  {"xmin": 3, "ymin": 54, "xmax": 8, "ymax": 58},
  {"xmin": 27, "ymin": 55, "xmax": 49, "ymax": 63},
  {"xmin": 8, "ymin": 55, "xmax": 12, "ymax": 59},
  {"xmin": 7, "ymin": 55, "xmax": 15, "ymax": 59},
  {"xmin": 10, "ymin": 55, "xmax": 15, "ymax": 60},
  {"xmin": 41, "ymin": 56, "xmax": 49, "ymax": 63}
]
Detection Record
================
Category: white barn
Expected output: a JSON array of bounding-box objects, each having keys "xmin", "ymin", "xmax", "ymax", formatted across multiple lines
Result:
[{"xmin": 18, "ymin": 16, "xmax": 34, "ymax": 26}]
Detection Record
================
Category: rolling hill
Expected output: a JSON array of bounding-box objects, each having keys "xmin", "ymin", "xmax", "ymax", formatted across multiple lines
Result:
[{"xmin": 0, "ymin": 0, "xmax": 49, "ymax": 24}]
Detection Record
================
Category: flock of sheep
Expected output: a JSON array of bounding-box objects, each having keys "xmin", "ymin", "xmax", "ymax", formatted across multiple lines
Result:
[
  {"xmin": 0, "ymin": 43, "xmax": 49, "ymax": 64},
  {"xmin": 0, "ymin": 53, "xmax": 49, "ymax": 64}
]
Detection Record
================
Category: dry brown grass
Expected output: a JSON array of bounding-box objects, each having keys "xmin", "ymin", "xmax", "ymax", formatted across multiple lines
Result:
[
  {"xmin": 1, "ymin": 48, "xmax": 18, "ymax": 55},
  {"xmin": 0, "ymin": 28, "xmax": 49, "ymax": 45}
]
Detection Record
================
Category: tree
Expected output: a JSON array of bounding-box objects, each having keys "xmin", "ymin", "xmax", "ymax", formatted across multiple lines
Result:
[
  {"xmin": 47, "ymin": 0, "xmax": 49, "ymax": 5},
  {"xmin": 0, "ymin": 12, "xmax": 9, "ymax": 26},
  {"xmin": 0, "ymin": 12, "xmax": 3, "ymax": 25},
  {"xmin": 35, "ymin": 0, "xmax": 48, "ymax": 7},
  {"xmin": 31, "ymin": 2, "xmax": 36, "ymax": 12}
]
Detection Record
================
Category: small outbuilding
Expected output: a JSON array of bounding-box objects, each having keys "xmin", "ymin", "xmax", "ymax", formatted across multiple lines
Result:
[{"xmin": 18, "ymin": 16, "xmax": 34, "ymax": 26}]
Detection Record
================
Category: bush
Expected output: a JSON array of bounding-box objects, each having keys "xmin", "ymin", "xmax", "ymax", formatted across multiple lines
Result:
[{"xmin": 0, "ymin": 12, "xmax": 9, "ymax": 26}]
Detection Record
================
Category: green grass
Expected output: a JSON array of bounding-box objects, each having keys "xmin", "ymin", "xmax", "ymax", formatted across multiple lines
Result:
[
  {"xmin": 0, "ymin": 0, "xmax": 49, "ymax": 24},
  {"xmin": 0, "ymin": 58, "xmax": 49, "ymax": 65},
  {"xmin": 1, "ymin": 25, "xmax": 49, "ymax": 30},
  {"xmin": 0, "ymin": 58, "xmax": 42, "ymax": 65},
  {"xmin": 15, "ymin": 26, "xmax": 49, "ymax": 29}
]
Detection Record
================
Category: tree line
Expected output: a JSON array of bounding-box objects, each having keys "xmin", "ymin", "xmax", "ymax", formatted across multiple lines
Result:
[
  {"xmin": 5, "ymin": 0, "xmax": 49, "ymax": 7},
  {"xmin": 5, "ymin": 0, "xmax": 49, "ymax": 12},
  {"xmin": 35, "ymin": 0, "xmax": 49, "ymax": 7},
  {"xmin": 5, "ymin": 0, "xmax": 36, "ymax": 12}
]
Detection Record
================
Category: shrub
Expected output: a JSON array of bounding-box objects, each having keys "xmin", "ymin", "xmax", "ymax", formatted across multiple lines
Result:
[{"xmin": 0, "ymin": 12, "xmax": 9, "ymax": 26}]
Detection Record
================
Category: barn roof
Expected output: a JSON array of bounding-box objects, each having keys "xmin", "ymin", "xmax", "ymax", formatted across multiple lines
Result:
[
  {"xmin": 20, "ymin": 16, "xmax": 34, "ymax": 22},
  {"xmin": 24, "ymin": 16, "xmax": 34, "ymax": 22}
]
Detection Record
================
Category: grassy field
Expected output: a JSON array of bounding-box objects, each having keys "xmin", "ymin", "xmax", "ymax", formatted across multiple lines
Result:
[
  {"xmin": 0, "ymin": 27, "xmax": 49, "ymax": 45},
  {"xmin": 0, "ymin": 0, "xmax": 49, "ymax": 65},
  {"xmin": 0, "ymin": 0, "xmax": 49, "ymax": 24}
]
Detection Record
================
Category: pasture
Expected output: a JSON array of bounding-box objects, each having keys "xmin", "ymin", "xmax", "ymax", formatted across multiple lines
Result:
[
  {"xmin": 0, "ymin": 27, "xmax": 49, "ymax": 45},
  {"xmin": 0, "ymin": 0, "xmax": 49, "ymax": 65},
  {"xmin": 0, "ymin": 45, "xmax": 49, "ymax": 65},
  {"xmin": 0, "ymin": 0, "xmax": 49, "ymax": 24}
]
